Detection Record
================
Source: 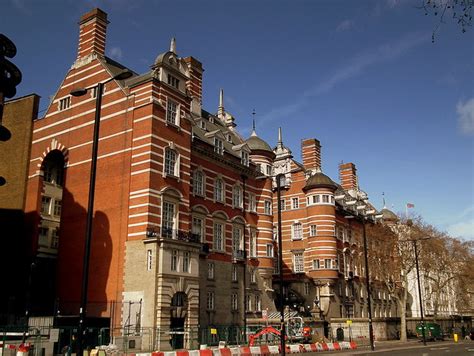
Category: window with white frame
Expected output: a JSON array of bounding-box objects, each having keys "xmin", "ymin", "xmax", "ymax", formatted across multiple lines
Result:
[
  {"xmin": 192, "ymin": 217, "xmax": 204, "ymax": 242},
  {"xmin": 162, "ymin": 201, "xmax": 176, "ymax": 237},
  {"xmin": 250, "ymin": 230, "xmax": 257, "ymax": 258},
  {"xmin": 332, "ymin": 258, "xmax": 338, "ymax": 269},
  {"xmin": 147, "ymin": 249, "xmax": 152, "ymax": 271},
  {"xmin": 255, "ymin": 295, "xmax": 261, "ymax": 311},
  {"xmin": 53, "ymin": 200, "xmax": 62, "ymax": 217},
  {"xmin": 232, "ymin": 226, "xmax": 243, "ymax": 253},
  {"xmin": 304, "ymin": 282, "xmax": 310, "ymax": 295},
  {"xmin": 241, "ymin": 151, "xmax": 249, "ymax": 166},
  {"xmin": 310, "ymin": 224, "xmax": 317, "ymax": 237},
  {"xmin": 200, "ymin": 120, "xmax": 206, "ymax": 130},
  {"xmin": 273, "ymin": 257, "xmax": 280, "ymax": 275},
  {"xmin": 182, "ymin": 251, "xmax": 190, "ymax": 273},
  {"xmin": 167, "ymin": 74, "xmax": 180, "ymax": 89},
  {"xmin": 249, "ymin": 193, "xmax": 256, "ymax": 212},
  {"xmin": 233, "ymin": 186, "xmax": 242, "ymax": 208},
  {"xmin": 59, "ymin": 97, "xmax": 70, "ymax": 111},
  {"xmin": 264, "ymin": 200, "xmax": 272, "ymax": 215},
  {"xmin": 164, "ymin": 147, "xmax": 178, "ymax": 177},
  {"xmin": 245, "ymin": 295, "xmax": 252, "ymax": 311},
  {"xmin": 213, "ymin": 222, "xmax": 224, "ymax": 251},
  {"xmin": 214, "ymin": 178, "xmax": 224, "ymax": 203},
  {"xmin": 322, "ymin": 195, "xmax": 329, "ymax": 203},
  {"xmin": 171, "ymin": 250, "xmax": 178, "ymax": 271},
  {"xmin": 293, "ymin": 252, "xmax": 304, "ymax": 273},
  {"xmin": 324, "ymin": 259, "xmax": 331, "ymax": 269},
  {"xmin": 51, "ymin": 228, "xmax": 59, "ymax": 248},
  {"xmin": 266, "ymin": 165, "xmax": 272, "ymax": 176},
  {"xmin": 208, "ymin": 262, "xmax": 215, "ymax": 279},
  {"xmin": 231, "ymin": 293, "xmax": 238, "ymax": 311},
  {"xmin": 279, "ymin": 199, "xmax": 285, "ymax": 210},
  {"xmin": 232, "ymin": 265, "xmax": 238, "ymax": 282},
  {"xmin": 193, "ymin": 170, "xmax": 204, "ymax": 196},
  {"xmin": 313, "ymin": 259, "xmax": 320, "ymax": 269},
  {"xmin": 207, "ymin": 291, "xmax": 215, "ymax": 310},
  {"xmin": 250, "ymin": 269, "xmax": 257, "ymax": 283},
  {"xmin": 292, "ymin": 197, "xmax": 299, "ymax": 209},
  {"xmin": 292, "ymin": 222, "xmax": 303, "ymax": 240},
  {"xmin": 166, "ymin": 98, "xmax": 178, "ymax": 125},
  {"xmin": 214, "ymin": 137, "xmax": 224, "ymax": 155},
  {"xmin": 266, "ymin": 243, "xmax": 274, "ymax": 257},
  {"xmin": 41, "ymin": 196, "xmax": 51, "ymax": 215},
  {"xmin": 226, "ymin": 133, "xmax": 232, "ymax": 143}
]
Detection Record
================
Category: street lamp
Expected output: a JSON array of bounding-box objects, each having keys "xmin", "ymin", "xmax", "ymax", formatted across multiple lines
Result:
[
  {"xmin": 346, "ymin": 210, "xmax": 382, "ymax": 352},
  {"xmin": 70, "ymin": 69, "xmax": 132, "ymax": 355},
  {"xmin": 275, "ymin": 173, "xmax": 286, "ymax": 356}
]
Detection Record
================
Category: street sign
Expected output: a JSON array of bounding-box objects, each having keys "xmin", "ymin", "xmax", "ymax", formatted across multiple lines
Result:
[
  {"xmin": 346, "ymin": 320, "xmax": 352, "ymax": 325},
  {"xmin": 49, "ymin": 329, "xmax": 60, "ymax": 342},
  {"xmin": 210, "ymin": 328, "xmax": 217, "ymax": 335}
]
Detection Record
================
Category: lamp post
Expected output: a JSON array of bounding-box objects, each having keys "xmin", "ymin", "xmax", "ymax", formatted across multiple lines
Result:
[
  {"xmin": 275, "ymin": 174, "xmax": 286, "ymax": 356},
  {"xmin": 400, "ymin": 221, "xmax": 430, "ymax": 346},
  {"xmin": 70, "ymin": 70, "xmax": 132, "ymax": 356},
  {"xmin": 345, "ymin": 209, "xmax": 381, "ymax": 352},
  {"xmin": 240, "ymin": 174, "xmax": 248, "ymax": 343}
]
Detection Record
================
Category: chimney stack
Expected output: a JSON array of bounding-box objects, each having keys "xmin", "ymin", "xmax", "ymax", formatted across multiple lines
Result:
[
  {"xmin": 301, "ymin": 138, "xmax": 321, "ymax": 173},
  {"xmin": 183, "ymin": 56, "xmax": 203, "ymax": 115},
  {"xmin": 77, "ymin": 8, "xmax": 109, "ymax": 60},
  {"xmin": 339, "ymin": 162, "xmax": 358, "ymax": 191}
]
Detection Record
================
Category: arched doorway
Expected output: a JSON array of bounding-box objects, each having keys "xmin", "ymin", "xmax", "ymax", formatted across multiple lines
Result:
[{"xmin": 170, "ymin": 292, "xmax": 187, "ymax": 349}]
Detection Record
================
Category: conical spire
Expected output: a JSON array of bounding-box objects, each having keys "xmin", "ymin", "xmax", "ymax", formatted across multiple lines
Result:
[
  {"xmin": 170, "ymin": 37, "xmax": 176, "ymax": 53},
  {"xmin": 218, "ymin": 88, "xmax": 225, "ymax": 119},
  {"xmin": 251, "ymin": 110, "xmax": 257, "ymax": 136}
]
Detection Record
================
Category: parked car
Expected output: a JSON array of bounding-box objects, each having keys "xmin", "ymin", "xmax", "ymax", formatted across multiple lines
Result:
[{"xmin": 415, "ymin": 323, "xmax": 444, "ymax": 341}]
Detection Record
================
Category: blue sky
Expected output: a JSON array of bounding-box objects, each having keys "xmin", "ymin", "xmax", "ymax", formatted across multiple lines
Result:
[{"xmin": 3, "ymin": 0, "xmax": 473, "ymax": 239}]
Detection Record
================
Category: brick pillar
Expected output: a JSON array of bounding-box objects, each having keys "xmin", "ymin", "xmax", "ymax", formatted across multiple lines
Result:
[
  {"xmin": 301, "ymin": 138, "xmax": 321, "ymax": 172},
  {"xmin": 183, "ymin": 56, "xmax": 203, "ymax": 114},
  {"xmin": 339, "ymin": 162, "xmax": 358, "ymax": 191},
  {"xmin": 77, "ymin": 8, "xmax": 109, "ymax": 59}
]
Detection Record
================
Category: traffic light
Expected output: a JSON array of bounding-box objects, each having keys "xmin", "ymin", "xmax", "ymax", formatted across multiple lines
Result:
[{"xmin": 0, "ymin": 33, "xmax": 22, "ymax": 141}]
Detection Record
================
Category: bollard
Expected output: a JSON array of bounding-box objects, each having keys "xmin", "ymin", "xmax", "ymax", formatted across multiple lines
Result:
[{"xmin": 454, "ymin": 333, "xmax": 458, "ymax": 343}]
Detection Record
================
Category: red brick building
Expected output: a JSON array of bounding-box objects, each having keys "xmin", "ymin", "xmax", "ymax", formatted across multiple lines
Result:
[{"xmin": 25, "ymin": 8, "xmax": 400, "ymax": 350}]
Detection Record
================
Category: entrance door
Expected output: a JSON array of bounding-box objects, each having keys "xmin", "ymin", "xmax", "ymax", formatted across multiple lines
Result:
[{"xmin": 170, "ymin": 317, "xmax": 185, "ymax": 349}]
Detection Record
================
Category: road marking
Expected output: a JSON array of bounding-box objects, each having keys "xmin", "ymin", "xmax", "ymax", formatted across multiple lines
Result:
[
  {"xmin": 466, "ymin": 348, "xmax": 474, "ymax": 352},
  {"xmin": 430, "ymin": 347, "xmax": 448, "ymax": 350}
]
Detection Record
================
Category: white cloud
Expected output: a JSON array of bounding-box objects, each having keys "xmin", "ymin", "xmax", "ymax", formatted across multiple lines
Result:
[
  {"xmin": 336, "ymin": 20, "xmax": 355, "ymax": 32},
  {"xmin": 260, "ymin": 32, "xmax": 428, "ymax": 125},
  {"xmin": 447, "ymin": 219, "xmax": 474, "ymax": 240},
  {"xmin": 110, "ymin": 47, "xmax": 123, "ymax": 60},
  {"xmin": 456, "ymin": 97, "xmax": 474, "ymax": 135}
]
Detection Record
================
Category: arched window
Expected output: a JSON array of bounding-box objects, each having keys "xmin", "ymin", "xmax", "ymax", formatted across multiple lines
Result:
[
  {"xmin": 39, "ymin": 150, "xmax": 65, "ymax": 255},
  {"xmin": 193, "ymin": 170, "xmax": 204, "ymax": 196},
  {"xmin": 164, "ymin": 147, "xmax": 178, "ymax": 177},
  {"xmin": 214, "ymin": 178, "xmax": 224, "ymax": 203}
]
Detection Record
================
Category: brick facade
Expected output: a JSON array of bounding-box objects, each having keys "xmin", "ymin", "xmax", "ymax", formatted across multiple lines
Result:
[{"xmin": 24, "ymin": 8, "xmax": 400, "ymax": 350}]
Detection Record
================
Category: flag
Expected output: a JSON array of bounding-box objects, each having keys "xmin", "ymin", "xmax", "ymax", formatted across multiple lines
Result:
[{"xmin": 406, "ymin": 203, "xmax": 415, "ymax": 209}]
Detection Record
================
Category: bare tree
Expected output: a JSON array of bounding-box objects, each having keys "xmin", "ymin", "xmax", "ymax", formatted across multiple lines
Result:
[{"xmin": 418, "ymin": 0, "xmax": 473, "ymax": 42}]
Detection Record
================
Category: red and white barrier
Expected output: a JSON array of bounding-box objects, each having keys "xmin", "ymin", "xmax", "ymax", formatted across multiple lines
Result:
[{"xmin": 128, "ymin": 341, "xmax": 357, "ymax": 356}]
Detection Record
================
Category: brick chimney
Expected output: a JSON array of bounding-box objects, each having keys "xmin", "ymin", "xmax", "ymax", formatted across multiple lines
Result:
[
  {"xmin": 301, "ymin": 138, "xmax": 321, "ymax": 172},
  {"xmin": 339, "ymin": 162, "xmax": 358, "ymax": 191},
  {"xmin": 77, "ymin": 8, "xmax": 109, "ymax": 60},
  {"xmin": 183, "ymin": 56, "xmax": 203, "ymax": 114}
]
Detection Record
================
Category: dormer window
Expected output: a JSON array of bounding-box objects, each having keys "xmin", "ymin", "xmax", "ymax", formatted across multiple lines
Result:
[
  {"xmin": 59, "ymin": 97, "xmax": 70, "ymax": 111},
  {"xmin": 167, "ymin": 74, "xmax": 180, "ymax": 89},
  {"xmin": 241, "ymin": 151, "xmax": 249, "ymax": 166},
  {"xmin": 214, "ymin": 138, "xmax": 224, "ymax": 155},
  {"xmin": 200, "ymin": 120, "xmax": 206, "ymax": 130},
  {"xmin": 166, "ymin": 99, "xmax": 178, "ymax": 126},
  {"xmin": 226, "ymin": 134, "xmax": 232, "ymax": 143}
]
